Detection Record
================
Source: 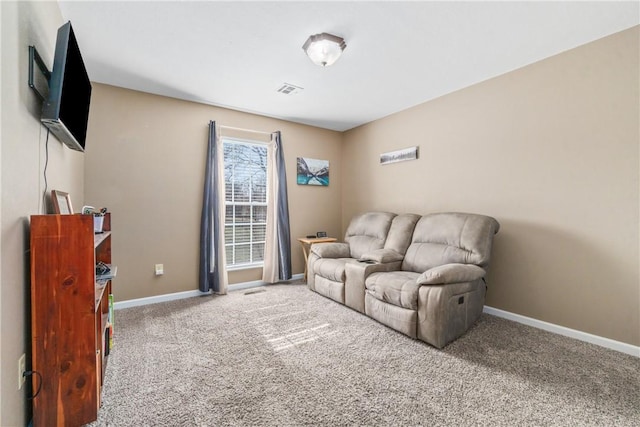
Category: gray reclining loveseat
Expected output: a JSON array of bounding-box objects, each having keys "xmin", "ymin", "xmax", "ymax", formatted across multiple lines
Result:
[{"xmin": 306, "ymin": 211, "xmax": 500, "ymax": 348}]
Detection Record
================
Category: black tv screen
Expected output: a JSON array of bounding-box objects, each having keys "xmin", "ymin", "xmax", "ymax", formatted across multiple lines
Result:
[{"xmin": 41, "ymin": 22, "xmax": 92, "ymax": 152}]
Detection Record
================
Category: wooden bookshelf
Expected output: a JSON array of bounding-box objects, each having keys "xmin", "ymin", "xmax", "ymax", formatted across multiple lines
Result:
[{"xmin": 30, "ymin": 213, "xmax": 114, "ymax": 426}]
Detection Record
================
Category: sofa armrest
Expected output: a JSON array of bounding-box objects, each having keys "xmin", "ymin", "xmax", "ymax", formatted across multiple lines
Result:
[
  {"xmin": 311, "ymin": 242, "xmax": 350, "ymax": 258},
  {"xmin": 360, "ymin": 248, "xmax": 404, "ymax": 263},
  {"xmin": 417, "ymin": 263, "xmax": 486, "ymax": 285}
]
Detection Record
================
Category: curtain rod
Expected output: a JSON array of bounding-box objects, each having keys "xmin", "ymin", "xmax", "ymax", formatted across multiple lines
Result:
[{"xmin": 218, "ymin": 124, "xmax": 274, "ymax": 137}]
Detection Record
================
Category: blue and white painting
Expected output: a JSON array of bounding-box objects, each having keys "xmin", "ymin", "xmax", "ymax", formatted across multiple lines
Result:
[{"xmin": 297, "ymin": 157, "xmax": 329, "ymax": 186}]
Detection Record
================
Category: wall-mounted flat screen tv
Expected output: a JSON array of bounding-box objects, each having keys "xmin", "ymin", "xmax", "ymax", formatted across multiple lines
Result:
[{"xmin": 41, "ymin": 21, "xmax": 92, "ymax": 152}]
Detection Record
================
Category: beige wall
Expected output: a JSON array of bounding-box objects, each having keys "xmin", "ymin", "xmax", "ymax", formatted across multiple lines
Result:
[
  {"xmin": 342, "ymin": 27, "xmax": 639, "ymax": 346},
  {"xmin": 1, "ymin": 1, "xmax": 85, "ymax": 425},
  {"xmin": 85, "ymin": 84, "xmax": 343, "ymax": 302}
]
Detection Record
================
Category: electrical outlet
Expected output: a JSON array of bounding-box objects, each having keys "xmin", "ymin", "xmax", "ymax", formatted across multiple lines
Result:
[
  {"xmin": 155, "ymin": 264, "xmax": 164, "ymax": 276},
  {"xmin": 18, "ymin": 353, "xmax": 26, "ymax": 390}
]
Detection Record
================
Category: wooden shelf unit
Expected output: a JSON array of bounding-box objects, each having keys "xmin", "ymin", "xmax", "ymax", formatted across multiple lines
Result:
[{"xmin": 30, "ymin": 213, "xmax": 113, "ymax": 426}]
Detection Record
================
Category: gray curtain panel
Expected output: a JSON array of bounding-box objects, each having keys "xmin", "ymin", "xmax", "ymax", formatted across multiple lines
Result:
[
  {"xmin": 199, "ymin": 121, "xmax": 223, "ymax": 293},
  {"xmin": 274, "ymin": 131, "xmax": 292, "ymax": 280}
]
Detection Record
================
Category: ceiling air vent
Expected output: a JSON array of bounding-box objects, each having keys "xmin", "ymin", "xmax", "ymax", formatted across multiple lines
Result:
[{"xmin": 277, "ymin": 83, "xmax": 303, "ymax": 95}]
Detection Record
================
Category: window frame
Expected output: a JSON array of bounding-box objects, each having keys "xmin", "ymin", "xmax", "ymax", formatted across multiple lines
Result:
[{"xmin": 222, "ymin": 136, "xmax": 269, "ymax": 270}]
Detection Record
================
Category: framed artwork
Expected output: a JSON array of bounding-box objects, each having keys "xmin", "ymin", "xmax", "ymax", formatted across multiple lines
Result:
[
  {"xmin": 380, "ymin": 146, "xmax": 419, "ymax": 165},
  {"xmin": 51, "ymin": 190, "xmax": 73, "ymax": 214},
  {"xmin": 297, "ymin": 157, "xmax": 329, "ymax": 186}
]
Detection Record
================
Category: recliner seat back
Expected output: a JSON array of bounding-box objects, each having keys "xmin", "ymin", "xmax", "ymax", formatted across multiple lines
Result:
[
  {"xmin": 344, "ymin": 212, "xmax": 396, "ymax": 259},
  {"xmin": 401, "ymin": 213, "xmax": 500, "ymax": 273}
]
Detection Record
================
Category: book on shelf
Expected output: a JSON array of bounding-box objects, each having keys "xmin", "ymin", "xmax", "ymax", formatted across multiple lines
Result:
[
  {"xmin": 96, "ymin": 265, "xmax": 117, "ymax": 281},
  {"xmin": 108, "ymin": 293, "xmax": 114, "ymax": 350},
  {"xmin": 108, "ymin": 294, "xmax": 114, "ymax": 325},
  {"xmin": 104, "ymin": 326, "xmax": 110, "ymax": 356},
  {"xmin": 109, "ymin": 322, "xmax": 113, "ymax": 350}
]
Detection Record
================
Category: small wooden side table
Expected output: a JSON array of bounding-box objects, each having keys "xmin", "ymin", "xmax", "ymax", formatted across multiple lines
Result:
[{"xmin": 298, "ymin": 237, "xmax": 337, "ymax": 281}]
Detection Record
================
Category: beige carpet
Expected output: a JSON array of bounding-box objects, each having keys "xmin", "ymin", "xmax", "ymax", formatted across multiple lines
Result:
[{"xmin": 89, "ymin": 283, "xmax": 639, "ymax": 426}]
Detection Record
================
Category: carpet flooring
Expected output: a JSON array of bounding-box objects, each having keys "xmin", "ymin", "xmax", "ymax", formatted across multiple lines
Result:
[{"xmin": 89, "ymin": 283, "xmax": 639, "ymax": 426}]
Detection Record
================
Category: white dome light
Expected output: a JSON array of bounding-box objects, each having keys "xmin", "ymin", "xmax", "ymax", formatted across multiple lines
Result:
[{"xmin": 302, "ymin": 33, "xmax": 347, "ymax": 67}]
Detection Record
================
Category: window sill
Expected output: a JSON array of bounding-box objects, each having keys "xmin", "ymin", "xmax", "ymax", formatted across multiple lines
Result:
[{"xmin": 227, "ymin": 263, "xmax": 264, "ymax": 272}]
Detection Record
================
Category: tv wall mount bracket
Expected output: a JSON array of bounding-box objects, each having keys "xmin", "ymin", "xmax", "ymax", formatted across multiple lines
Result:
[{"xmin": 28, "ymin": 45, "xmax": 51, "ymax": 101}]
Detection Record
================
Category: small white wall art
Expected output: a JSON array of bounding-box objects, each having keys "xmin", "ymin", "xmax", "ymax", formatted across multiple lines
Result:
[{"xmin": 380, "ymin": 146, "xmax": 419, "ymax": 165}]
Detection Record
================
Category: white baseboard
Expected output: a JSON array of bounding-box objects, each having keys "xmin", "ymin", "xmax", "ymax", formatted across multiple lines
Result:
[
  {"xmin": 113, "ymin": 273, "xmax": 304, "ymax": 310},
  {"xmin": 113, "ymin": 289, "xmax": 210, "ymax": 310},
  {"xmin": 483, "ymin": 306, "xmax": 640, "ymax": 358},
  {"xmin": 227, "ymin": 273, "xmax": 304, "ymax": 292}
]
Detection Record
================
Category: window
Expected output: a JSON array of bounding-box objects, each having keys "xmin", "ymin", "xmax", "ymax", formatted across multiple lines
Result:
[{"xmin": 223, "ymin": 138, "xmax": 268, "ymax": 268}]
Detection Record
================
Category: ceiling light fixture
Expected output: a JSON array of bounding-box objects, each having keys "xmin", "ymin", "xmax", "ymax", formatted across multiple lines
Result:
[{"xmin": 302, "ymin": 33, "xmax": 346, "ymax": 67}]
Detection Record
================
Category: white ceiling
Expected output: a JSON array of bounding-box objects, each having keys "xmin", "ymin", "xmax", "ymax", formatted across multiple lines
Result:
[{"xmin": 57, "ymin": 1, "xmax": 639, "ymax": 132}]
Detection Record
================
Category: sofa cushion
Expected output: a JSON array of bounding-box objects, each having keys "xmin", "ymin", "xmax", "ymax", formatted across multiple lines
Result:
[
  {"xmin": 345, "ymin": 212, "xmax": 396, "ymax": 259},
  {"xmin": 313, "ymin": 258, "xmax": 360, "ymax": 282},
  {"xmin": 402, "ymin": 213, "xmax": 500, "ymax": 273},
  {"xmin": 365, "ymin": 271, "xmax": 421, "ymax": 310}
]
